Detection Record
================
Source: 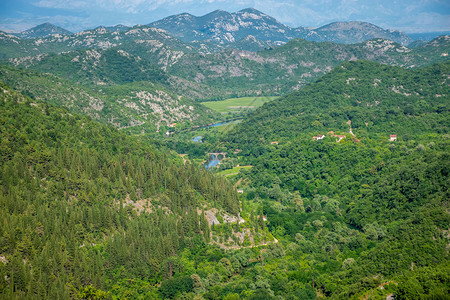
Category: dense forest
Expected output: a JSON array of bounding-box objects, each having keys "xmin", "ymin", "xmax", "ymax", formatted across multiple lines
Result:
[
  {"xmin": 0, "ymin": 83, "xmax": 245, "ymax": 298},
  {"xmin": 190, "ymin": 61, "xmax": 450, "ymax": 299}
]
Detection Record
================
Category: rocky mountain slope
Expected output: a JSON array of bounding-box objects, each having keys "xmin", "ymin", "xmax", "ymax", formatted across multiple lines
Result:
[
  {"xmin": 0, "ymin": 65, "xmax": 218, "ymax": 133},
  {"xmin": 0, "ymin": 25, "xmax": 194, "ymax": 61},
  {"xmin": 166, "ymin": 36, "xmax": 449, "ymax": 99},
  {"xmin": 6, "ymin": 33, "xmax": 448, "ymax": 101},
  {"xmin": 150, "ymin": 8, "xmax": 298, "ymax": 44},
  {"xmin": 150, "ymin": 8, "xmax": 412, "ymax": 46},
  {"xmin": 8, "ymin": 48, "xmax": 168, "ymax": 86}
]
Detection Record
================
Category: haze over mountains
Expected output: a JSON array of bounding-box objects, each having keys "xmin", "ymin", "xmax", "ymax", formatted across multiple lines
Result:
[{"xmin": 7, "ymin": 8, "xmax": 445, "ymax": 47}]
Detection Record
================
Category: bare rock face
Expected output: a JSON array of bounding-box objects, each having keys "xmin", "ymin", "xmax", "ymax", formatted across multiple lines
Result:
[
  {"xmin": 150, "ymin": 8, "xmax": 412, "ymax": 46},
  {"xmin": 150, "ymin": 8, "xmax": 299, "ymax": 45}
]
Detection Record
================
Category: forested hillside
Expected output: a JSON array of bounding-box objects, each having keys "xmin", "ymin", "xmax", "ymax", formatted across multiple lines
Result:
[
  {"xmin": 168, "ymin": 37, "xmax": 449, "ymax": 100},
  {"xmin": 204, "ymin": 61, "xmax": 450, "ymax": 298},
  {"xmin": 224, "ymin": 60, "xmax": 449, "ymax": 146},
  {"xmin": 0, "ymin": 84, "xmax": 241, "ymax": 298},
  {"xmin": 2, "ymin": 24, "xmax": 448, "ymax": 101}
]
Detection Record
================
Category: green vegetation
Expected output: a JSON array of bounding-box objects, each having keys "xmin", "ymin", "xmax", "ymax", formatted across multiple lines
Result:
[
  {"xmin": 224, "ymin": 60, "xmax": 449, "ymax": 147},
  {"xmin": 0, "ymin": 22, "xmax": 449, "ymax": 299},
  {"xmin": 168, "ymin": 37, "xmax": 450, "ymax": 100},
  {"xmin": 202, "ymin": 96, "xmax": 278, "ymax": 114},
  {"xmin": 0, "ymin": 64, "xmax": 219, "ymax": 135},
  {"xmin": 216, "ymin": 165, "xmax": 253, "ymax": 177},
  {"xmin": 21, "ymin": 48, "xmax": 168, "ymax": 86},
  {"xmin": 0, "ymin": 84, "xmax": 241, "ymax": 298},
  {"xmin": 3, "ymin": 30, "xmax": 448, "ymax": 101},
  {"xmin": 208, "ymin": 60, "xmax": 450, "ymax": 299}
]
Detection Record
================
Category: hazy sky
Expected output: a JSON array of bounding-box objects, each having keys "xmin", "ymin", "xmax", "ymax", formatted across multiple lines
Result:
[{"xmin": 1, "ymin": 0, "xmax": 449, "ymax": 33}]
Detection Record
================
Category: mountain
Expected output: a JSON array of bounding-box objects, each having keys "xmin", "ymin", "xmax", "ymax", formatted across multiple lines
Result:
[
  {"xmin": 150, "ymin": 8, "xmax": 302, "ymax": 44},
  {"xmin": 225, "ymin": 60, "xmax": 449, "ymax": 146},
  {"xmin": 214, "ymin": 61, "xmax": 449, "ymax": 298},
  {"xmin": 16, "ymin": 22, "xmax": 73, "ymax": 39},
  {"xmin": 3, "ymin": 22, "xmax": 447, "ymax": 102},
  {"xmin": 150, "ymin": 8, "xmax": 412, "ymax": 46},
  {"xmin": 0, "ymin": 25, "xmax": 195, "ymax": 62},
  {"xmin": 9, "ymin": 48, "xmax": 168, "ymax": 86},
  {"xmin": 0, "ymin": 31, "xmax": 40, "ymax": 59},
  {"xmin": 311, "ymin": 21, "xmax": 412, "ymax": 45},
  {"xmin": 0, "ymin": 64, "xmax": 218, "ymax": 133},
  {"xmin": 0, "ymin": 83, "xmax": 252, "ymax": 298},
  {"xmin": 413, "ymin": 35, "xmax": 450, "ymax": 65},
  {"xmin": 166, "ymin": 36, "xmax": 449, "ymax": 100},
  {"xmin": 105, "ymin": 24, "xmax": 130, "ymax": 32}
]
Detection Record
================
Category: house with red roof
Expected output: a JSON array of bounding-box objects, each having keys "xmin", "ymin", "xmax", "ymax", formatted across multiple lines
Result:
[{"xmin": 312, "ymin": 135, "xmax": 325, "ymax": 140}]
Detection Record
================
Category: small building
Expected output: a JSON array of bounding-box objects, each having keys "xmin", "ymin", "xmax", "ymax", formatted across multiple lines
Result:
[
  {"xmin": 257, "ymin": 215, "xmax": 268, "ymax": 221},
  {"xmin": 389, "ymin": 135, "xmax": 397, "ymax": 141},
  {"xmin": 313, "ymin": 135, "xmax": 325, "ymax": 140},
  {"xmin": 168, "ymin": 123, "xmax": 177, "ymax": 128},
  {"xmin": 237, "ymin": 189, "xmax": 244, "ymax": 194},
  {"xmin": 271, "ymin": 141, "xmax": 279, "ymax": 145},
  {"xmin": 234, "ymin": 149, "xmax": 242, "ymax": 154},
  {"xmin": 331, "ymin": 133, "xmax": 346, "ymax": 142}
]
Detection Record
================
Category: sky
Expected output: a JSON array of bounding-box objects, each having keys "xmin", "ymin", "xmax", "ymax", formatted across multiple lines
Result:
[{"xmin": 0, "ymin": 0, "xmax": 449, "ymax": 34}]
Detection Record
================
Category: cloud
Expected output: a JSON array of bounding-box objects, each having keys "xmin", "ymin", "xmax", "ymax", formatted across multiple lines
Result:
[{"xmin": 33, "ymin": 0, "xmax": 228, "ymax": 12}]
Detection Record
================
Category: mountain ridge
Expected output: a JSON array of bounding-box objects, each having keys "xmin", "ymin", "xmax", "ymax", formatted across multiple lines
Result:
[
  {"xmin": 14, "ymin": 22, "xmax": 73, "ymax": 39},
  {"xmin": 8, "ymin": 8, "xmax": 414, "ymax": 47},
  {"xmin": 149, "ymin": 8, "xmax": 413, "ymax": 46}
]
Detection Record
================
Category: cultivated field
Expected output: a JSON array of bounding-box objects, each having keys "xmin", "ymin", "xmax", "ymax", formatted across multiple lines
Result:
[{"xmin": 202, "ymin": 96, "xmax": 278, "ymax": 114}]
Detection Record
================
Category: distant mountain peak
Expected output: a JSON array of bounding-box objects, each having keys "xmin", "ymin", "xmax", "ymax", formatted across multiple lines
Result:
[
  {"xmin": 315, "ymin": 21, "xmax": 412, "ymax": 45},
  {"xmin": 105, "ymin": 24, "xmax": 130, "ymax": 32},
  {"xmin": 204, "ymin": 9, "xmax": 230, "ymax": 17},
  {"xmin": 17, "ymin": 23, "xmax": 73, "ymax": 39},
  {"xmin": 238, "ymin": 8, "xmax": 264, "ymax": 14},
  {"xmin": 318, "ymin": 21, "xmax": 382, "ymax": 30},
  {"xmin": 149, "ymin": 9, "xmax": 412, "ymax": 47}
]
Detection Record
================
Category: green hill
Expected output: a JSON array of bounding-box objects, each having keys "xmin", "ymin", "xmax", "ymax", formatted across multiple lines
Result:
[
  {"xmin": 203, "ymin": 60, "xmax": 450, "ymax": 298},
  {"xmin": 8, "ymin": 48, "xmax": 168, "ymax": 86},
  {"xmin": 224, "ymin": 60, "xmax": 449, "ymax": 146},
  {"xmin": 0, "ymin": 82, "xmax": 241, "ymax": 298}
]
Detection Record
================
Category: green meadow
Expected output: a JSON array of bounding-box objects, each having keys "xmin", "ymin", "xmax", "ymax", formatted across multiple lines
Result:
[
  {"xmin": 216, "ymin": 165, "xmax": 253, "ymax": 176},
  {"xmin": 201, "ymin": 96, "xmax": 278, "ymax": 114}
]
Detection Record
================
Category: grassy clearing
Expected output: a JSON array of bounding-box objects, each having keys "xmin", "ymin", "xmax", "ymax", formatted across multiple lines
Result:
[
  {"xmin": 217, "ymin": 165, "xmax": 253, "ymax": 176},
  {"xmin": 216, "ymin": 119, "xmax": 242, "ymax": 133},
  {"xmin": 202, "ymin": 96, "xmax": 278, "ymax": 114}
]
